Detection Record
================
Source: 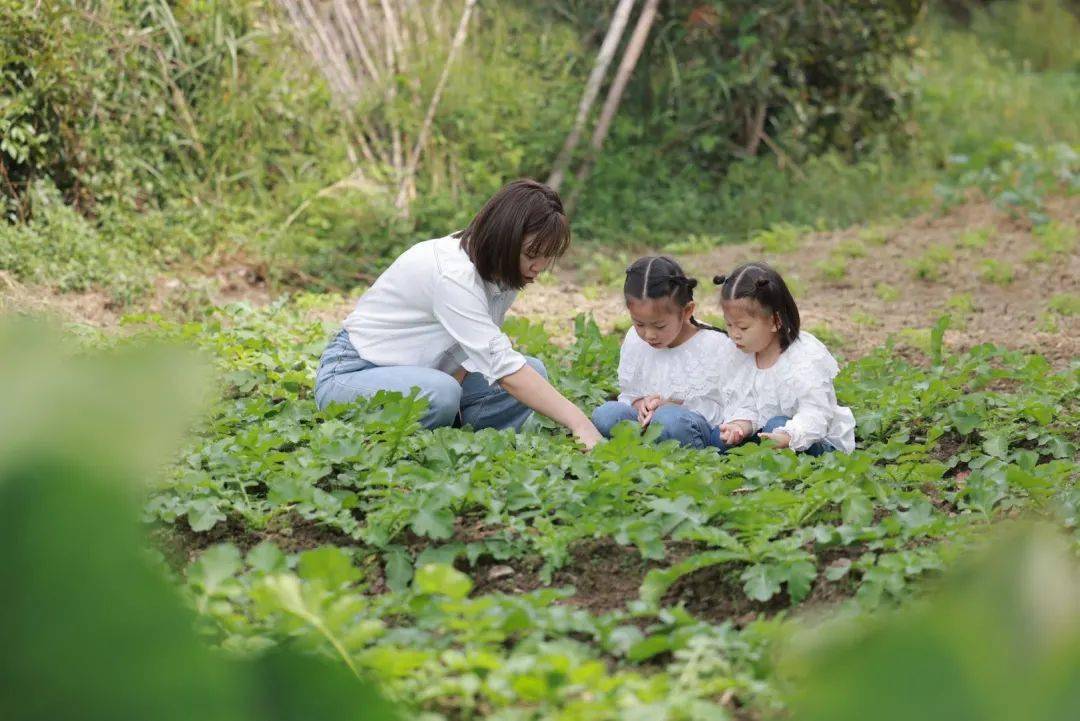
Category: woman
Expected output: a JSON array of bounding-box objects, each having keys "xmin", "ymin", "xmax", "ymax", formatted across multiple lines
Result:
[{"xmin": 315, "ymin": 179, "xmax": 603, "ymax": 449}]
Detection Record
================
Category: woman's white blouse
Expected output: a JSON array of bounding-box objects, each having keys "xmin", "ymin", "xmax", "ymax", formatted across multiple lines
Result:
[
  {"xmin": 724, "ymin": 332, "xmax": 857, "ymax": 453},
  {"xmin": 342, "ymin": 234, "xmax": 526, "ymax": 385},
  {"xmin": 617, "ymin": 328, "xmax": 754, "ymax": 427}
]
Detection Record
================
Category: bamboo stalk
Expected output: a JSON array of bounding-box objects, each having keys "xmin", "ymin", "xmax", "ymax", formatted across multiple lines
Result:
[
  {"xmin": 355, "ymin": 0, "xmax": 388, "ymax": 76},
  {"xmin": 394, "ymin": 0, "xmax": 477, "ymax": 215},
  {"xmin": 546, "ymin": 0, "xmax": 637, "ymax": 192},
  {"xmin": 379, "ymin": 0, "xmax": 404, "ymax": 181},
  {"xmin": 334, "ymin": 0, "xmax": 382, "ymax": 83},
  {"xmin": 568, "ymin": 0, "xmax": 660, "ymax": 213}
]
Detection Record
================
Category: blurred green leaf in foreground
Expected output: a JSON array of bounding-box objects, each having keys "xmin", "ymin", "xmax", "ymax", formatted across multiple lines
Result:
[
  {"xmin": 785, "ymin": 523, "xmax": 1080, "ymax": 721},
  {"xmin": 0, "ymin": 319, "xmax": 397, "ymax": 721}
]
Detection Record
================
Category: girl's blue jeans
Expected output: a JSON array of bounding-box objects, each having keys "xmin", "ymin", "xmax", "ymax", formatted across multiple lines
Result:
[
  {"xmin": 592, "ymin": 401, "xmax": 728, "ymax": 451},
  {"xmin": 759, "ymin": 415, "xmax": 834, "ymax": 456},
  {"xmin": 591, "ymin": 405, "xmax": 835, "ymax": 456},
  {"xmin": 314, "ymin": 329, "xmax": 544, "ymax": 430}
]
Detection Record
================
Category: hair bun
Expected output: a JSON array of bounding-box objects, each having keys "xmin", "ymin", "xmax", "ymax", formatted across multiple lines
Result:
[
  {"xmin": 755, "ymin": 278, "xmax": 770, "ymax": 288},
  {"xmin": 685, "ymin": 277, "xmax": 698, "ymax": 291},
  {"xmin": 713, "ymin": 274, "xmax": 727, "ymax": 285}
]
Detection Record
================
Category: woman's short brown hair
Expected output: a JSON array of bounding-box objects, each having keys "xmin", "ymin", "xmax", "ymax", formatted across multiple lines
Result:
[{"xmin": 458, "ymin": 179, "xmax": 571, "ymax": 289}]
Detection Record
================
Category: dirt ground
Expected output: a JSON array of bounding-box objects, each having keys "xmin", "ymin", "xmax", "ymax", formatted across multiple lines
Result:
[
  {"xmin": 510, "ymin": 196, "xmax": 1080, "ymax": 366},
  {"xmin": 3, "ymin": 197, "xmax": 1077, "ymax": 366}
]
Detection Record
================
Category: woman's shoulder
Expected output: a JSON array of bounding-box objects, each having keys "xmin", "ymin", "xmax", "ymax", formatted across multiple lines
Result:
[{"xmin": 429, "ymin": 233, "xmax": 488, "ymax": 289}]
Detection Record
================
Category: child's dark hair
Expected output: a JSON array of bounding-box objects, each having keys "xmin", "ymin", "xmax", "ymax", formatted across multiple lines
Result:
[
  {"xmin": 458, "ymin": 179, "xmax": 571, "ymax": 289},
  {"xmin": 624, "ymin": 256, "xmax": 723, "ymax": 332},
  {"xmin": 713, "ymin": 262, "xmax": 800, "ymax": 349}
]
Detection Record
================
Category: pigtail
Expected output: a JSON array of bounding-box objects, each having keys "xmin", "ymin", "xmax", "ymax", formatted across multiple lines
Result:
[{"xmin": 715, "ymin": 262, "xmax": 801, "ymax": 350}]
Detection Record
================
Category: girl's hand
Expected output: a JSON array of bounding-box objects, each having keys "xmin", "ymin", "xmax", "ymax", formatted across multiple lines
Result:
[
  {"xmin": 719, "ymin": 420, "xmax": 753, "ymax": 446},
  {"xmin": 634, "ymin": 395, "xmax": 663, "ymax": 426},
  {"xmin": 759, "ymin": 431, "xmax": 791, "ymax": 449}
]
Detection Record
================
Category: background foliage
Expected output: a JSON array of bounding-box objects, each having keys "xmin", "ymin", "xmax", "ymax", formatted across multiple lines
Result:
[{"xmin": 3, "ymin": 0, "xmax": 1075, "ymax": 299}]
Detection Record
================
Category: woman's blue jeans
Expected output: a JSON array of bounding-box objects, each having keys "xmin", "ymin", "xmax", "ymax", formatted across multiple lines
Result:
[
  {"xmin": 314, "ymin": 329, "xmax": 545, "ymax": 430},
  {"xmin": 592, "ymin": 401, "xmax": 728, "ymax": 451}
]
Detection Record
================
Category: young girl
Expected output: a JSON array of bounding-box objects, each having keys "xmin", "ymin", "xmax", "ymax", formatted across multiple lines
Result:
[
  {"xmin": 715, "ymin": 262, "xmax": 856, "ymax": 455},
  {"xmin": 592, "ymin": 256, "xmax": 754, "ymax": 450}
]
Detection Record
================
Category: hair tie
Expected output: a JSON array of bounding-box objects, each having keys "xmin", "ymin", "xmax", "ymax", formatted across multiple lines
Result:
[
  {"xmin": 713, "ymin": 274, "xmax": 727, "ymax": 285},
  {"xmin": 755, "ymin": 278, "xmax": 770, "ymax": 289}
]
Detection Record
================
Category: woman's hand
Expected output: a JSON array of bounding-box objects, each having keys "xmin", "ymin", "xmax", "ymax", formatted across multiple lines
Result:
[
  {"xmin": 759, "ymin": 431, "xmax": 791, "ymax": 449},
  {"xmin": 498, "ymin": 363, "xmax": 603, "ymax": 451},
  {"xmin": 571, "ymin": 421, "xmax": 603, "ymax": 450},
  {"xmin": 719, "ymin": 419, "xmax": 753, "ymax": 446}
]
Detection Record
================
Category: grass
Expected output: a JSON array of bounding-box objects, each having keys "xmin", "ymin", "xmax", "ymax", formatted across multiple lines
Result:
[
  {"xmin": 980, "ymin": 259, "xmax": 1016, "ymax": 286},
  {"xmin": 817, "ymin": 256, "xmax": 849, "ymax": 282},
  {"xmin": 909, "ymin": 245, "xmax": 956, "ymax": 282},
  {"xmin": 1026, "ymin": 221, "xmax": 1078, "ymax": 264},
  {"xmin": 1048, "ymin": 293, "xmax": 1080, "ymax": 317},
  {"xmin": 957, "ymin": 227, "xmax": 994, "ymax": 249},
  {"xmin": 875, "ymin": 283, "xmax": 901, "ymax": 302}
]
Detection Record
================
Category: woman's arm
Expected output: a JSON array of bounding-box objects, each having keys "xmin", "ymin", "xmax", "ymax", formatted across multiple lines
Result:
[{"xmin": 498, "ymin": 364, "xmax": 602, "ymax": 449}]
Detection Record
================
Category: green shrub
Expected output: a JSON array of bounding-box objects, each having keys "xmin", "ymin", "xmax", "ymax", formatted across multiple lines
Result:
[{"xmin": 970, "ymin": 0, "xmax": 1080, "ymax": 72}]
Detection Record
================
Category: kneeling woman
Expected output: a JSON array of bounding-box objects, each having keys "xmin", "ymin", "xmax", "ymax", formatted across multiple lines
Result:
[{"xmin": 315, "ymin": 179, "xmax": 603, "ymax": 449}]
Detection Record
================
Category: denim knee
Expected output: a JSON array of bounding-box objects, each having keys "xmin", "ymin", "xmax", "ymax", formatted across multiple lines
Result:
[
  {"xmin": 422, "ymin": 376, "xmax": 463, "ymax": 428},
  {"xmin": 524, "ymin": 356, "xmax": 548, "ymax": 380},
  {"xmin": 651, "ymin": 405, "xmax": 708, "ymax": 448},
  {"xmin": 592, "ymin": 401, "xmax": 635, "ymax": 437},
  {"xmin": 761, "ymin": 415, "xmax": 792, "ymax": 434}
]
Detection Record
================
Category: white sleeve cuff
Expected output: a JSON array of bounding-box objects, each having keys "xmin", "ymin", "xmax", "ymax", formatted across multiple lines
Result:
[{"xmin": 461, "ymin": 332, "xmax": 527, "ymax": 385}]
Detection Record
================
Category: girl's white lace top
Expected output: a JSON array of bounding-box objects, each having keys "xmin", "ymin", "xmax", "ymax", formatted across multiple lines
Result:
[
  {"xmin": 617, "ymin": 328, "xmax": 754, "ymax": 427},
  {"xmin": 724, "ymin": 331, "xmax": 857, "ymax": 453}
]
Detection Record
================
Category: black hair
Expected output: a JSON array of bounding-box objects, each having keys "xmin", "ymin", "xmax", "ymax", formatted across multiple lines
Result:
[
  {"xmin": 624, "ymin": 256, "xmax": 723, "ymax": 333},
  {"xmin": 713, "ymin": 262, "xmax": 800, "ymax": 349},
  {"xmin": 458, "ymin": 179, "xmax": 571, "ymax": 290}
]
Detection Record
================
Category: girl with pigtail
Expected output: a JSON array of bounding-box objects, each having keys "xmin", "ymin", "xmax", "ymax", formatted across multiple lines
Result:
[
  {"xmin": 715, "ymin": 262, "xmax": 856, "ymax": 455},
  {"xmin": 592, "ymin": 256, "xmax": 756, "ymax": 450}
]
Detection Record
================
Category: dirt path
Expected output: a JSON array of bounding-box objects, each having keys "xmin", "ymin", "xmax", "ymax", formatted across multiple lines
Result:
[
  {"xmin": 510, "ymin": 196, "xmax": 1079, "ymax": 366},
  {"xmin": 3, "ymin": 197, "xmax": 1077, "ymax": 366}
]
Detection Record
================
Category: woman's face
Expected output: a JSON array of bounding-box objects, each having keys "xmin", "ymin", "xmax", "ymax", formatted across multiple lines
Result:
[
  {"xmin": 628, "ymin": 297, "xmax": 692, "ymax": 349},
  {"xmin": 519, "ymin": 232, "xmax": 556, "ymax": 285},
  {"xmin": 722, "ymin": 299, "xmax": 778, "ymax": 354},
  {"xmin": 519, "ymin": 250, "xmax": 555, "ymax": 284}
]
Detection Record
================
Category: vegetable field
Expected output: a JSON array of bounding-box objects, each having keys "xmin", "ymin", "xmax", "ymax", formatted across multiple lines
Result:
[{"xmin": 138, "ymin": 297, "xmax": 1078, "ymax": 719}]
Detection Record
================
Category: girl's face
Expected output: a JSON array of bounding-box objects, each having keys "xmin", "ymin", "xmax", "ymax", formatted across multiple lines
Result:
[
  {"xmin": 722, "ymin": 299, "xmax": 779, "ymax": 354},
  {"xmin": 628, "ymin": 297, "xmax": 694, "ymax": 349}
]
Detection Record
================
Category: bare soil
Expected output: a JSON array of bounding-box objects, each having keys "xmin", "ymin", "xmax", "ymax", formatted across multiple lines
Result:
[
  {"xmin": 510, "ymin": 196, "xmax": 1080, "ymax": 366},
  {"xmin": 6, "ymin": 198, "xmax": 1076, "ymax": 367}
]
